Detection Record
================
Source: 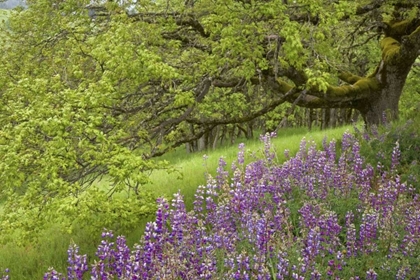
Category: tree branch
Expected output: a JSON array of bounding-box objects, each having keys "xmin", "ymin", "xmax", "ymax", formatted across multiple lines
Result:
[
  {"xmin": 355, "ymin": 0, "xmax": 384, "ymax": 16},
  {"xmin": 338, "ymin": 72, "xmax": 364, "ymax": 84},
  {"xmin": 129, "ymin": 12, "xmax": 210, "ymax": 38},
  {"xmin": 186, "ymin": 87, "xmax": 298, "ymax": 125}
]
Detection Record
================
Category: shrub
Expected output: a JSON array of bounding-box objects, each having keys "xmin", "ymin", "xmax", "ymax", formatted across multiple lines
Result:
[{"xmin": 355, "ymin": 116, "xmax": 420, "ymax": 192}]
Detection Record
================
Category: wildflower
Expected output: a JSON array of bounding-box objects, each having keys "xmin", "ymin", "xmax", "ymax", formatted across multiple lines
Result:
[{"xmin": 366, "ymin": 268, "xmax": 378, "ymax": 280}]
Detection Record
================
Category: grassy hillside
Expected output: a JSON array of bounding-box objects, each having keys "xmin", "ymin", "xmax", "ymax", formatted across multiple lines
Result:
[
  {"xmin": 3, "ymin": 120, "xmax": 419, "ymax": 279},
  {"xmin": 142, "ymin": 126, "xmax": 352, "ymax": 210},
  {"xmin": 0, "ymin": 125, "xmax": 352, "ymax": 279}
]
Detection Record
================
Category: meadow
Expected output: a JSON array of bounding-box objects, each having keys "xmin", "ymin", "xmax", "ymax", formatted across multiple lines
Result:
[
  {"xmin": 142, "ymin": 126, "xmax": 351, "ymax": 211},
  {"xmin": 2, "ymin": 121, "xmax": 420, "ymax": 279},
  {"xmin": 0, "ymin": 126, "xmax": 351, "ymax": 279}
]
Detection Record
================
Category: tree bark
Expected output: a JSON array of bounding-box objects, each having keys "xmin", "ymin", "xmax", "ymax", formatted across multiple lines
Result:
[
  {"xmin": 355, "ymin": 64, "xmax": 408, "ymax": 125},
  {"xmin": 264, "ymin": 20, "xmax": 420, "ymax": 127}
]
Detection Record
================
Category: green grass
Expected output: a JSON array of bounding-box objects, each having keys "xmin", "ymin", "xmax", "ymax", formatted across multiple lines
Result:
[
  {"xmin": 142, "ymin": 125, "xmax": 352, "ymax": 210},
  {"xmin": 0, "ymin": 125, "xmax": 352, "ymax": 279}
]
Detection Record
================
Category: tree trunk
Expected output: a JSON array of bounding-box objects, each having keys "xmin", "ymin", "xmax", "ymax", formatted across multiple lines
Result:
[
  {"xmin": 330, "ymin": 108, "xmax": 336, "ymax": 128},
  {"xmin": 355, "ymin": 61, "xmax": 412, "ymax": 126},
  {"xmin": 212, "ymin": 126, "xmax": 220, "ymax": 150},
  {"xmin": 246, "ymin": 122, "xmax": 254, "ymax": 139},
  {"xmin": 270, "ymin": 19, "xmax": 420, "ymax": 128},
  {"xmin": 321, "ymin": 108, "xmax": 330, "ymax": 130}
]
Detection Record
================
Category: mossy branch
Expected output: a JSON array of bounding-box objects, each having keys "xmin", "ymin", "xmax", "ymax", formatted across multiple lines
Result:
[
  {"xmin": 380, "ymin": 37, "xmax": 401, "ymax": 64},
  {"xmin": 406, "ymin": 25, "xmax": 420, "ymax": 52},
  {"xmin": 338, "ymin": 72, "xmax": 363, "ymax": 84},
  {"xmin": 381, "ymin": 19, "xmax": 420, "ymax": 64},
  {"xmin": 324, "ymin": 77, "xmax": 380, "ymax": 102},
  {"xmin": 267, "ymin": 75, "xmax": 376, "ymax": 109}
]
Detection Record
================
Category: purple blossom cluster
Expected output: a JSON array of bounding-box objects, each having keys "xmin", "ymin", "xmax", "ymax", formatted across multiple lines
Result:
[
  {"xmin": 38, "ymin": 132, "xmax": 420, "ymax": 279},
  {"xmin": 0, "ymin": 269, "xmax": 9, "ymax": 280}
]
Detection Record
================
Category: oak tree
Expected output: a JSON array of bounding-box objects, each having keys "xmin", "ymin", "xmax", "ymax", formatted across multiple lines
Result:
[{"xmin": 0, "ymin": 0, "xmax": 419, "ymax": 240}]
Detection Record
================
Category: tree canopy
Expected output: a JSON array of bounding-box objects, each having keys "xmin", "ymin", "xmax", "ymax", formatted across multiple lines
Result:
[{"xmin": 0, "ymin": 0, "xmax": 419, "ymax": 241}]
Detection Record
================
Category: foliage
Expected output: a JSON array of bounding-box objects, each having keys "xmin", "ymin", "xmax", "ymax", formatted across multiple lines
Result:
[
  {"xmin": 0, "ymin": 0, "xmax": 419, "ymax": 245},
  {"xmin": 0, "ymin": 126, "xmax": 348, "ymax": 279},
  {"xmin": 355, "ymin": 115, "xmax": 420, "ymax": 192},
  {"xmin": 12, "ymin": 131, "xmax": 417, "ymax": 279},
  {"xmin": 399, "ymin": 60, "xmax": 420, "ymax": 120},
  {"xmin": 0, "ymin": 1, "xmax": 173, "ymax": 242}
]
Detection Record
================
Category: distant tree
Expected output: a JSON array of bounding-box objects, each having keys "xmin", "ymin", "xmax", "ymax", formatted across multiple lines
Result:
[{"xmin": 0, "ymin": 0, "xmax": 419, "ymax": 241}]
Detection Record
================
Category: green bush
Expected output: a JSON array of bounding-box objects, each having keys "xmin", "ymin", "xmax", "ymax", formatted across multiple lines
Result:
[{"xmin": 355, "ymin": 111, "xmax": 420, "ymax": 191}]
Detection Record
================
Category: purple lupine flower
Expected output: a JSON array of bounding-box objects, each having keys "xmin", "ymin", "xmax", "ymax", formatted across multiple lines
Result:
[
  {"xmin": 402, "ymin": 208, "xmax": 420, "ymax": 256},
  {"xmin": 252, "ymin": 254, "xmax": 270, "ymax": 279},
  {"xmin": 366, "ymin": 268, "xmax": 378, "ymax": 280},
  {"xmin": 390, "ymin": 141, "xmax": 400, "ymax": 173},
  {"xmin": 292, "ymin": 272, "xmax": 305, "ymax": 280},
  {"xmin": 345, "ymin": 211, "xmax": 358, "ymax": 257},
  {"xmin": 276, "ymin": 253, "xmax": 290, "ymax": 279},
  {"xmin": 0, "ymin": 269, "xmax": 9, "ymax": 280},
  {"xmin": 254, "ymin": 210, "xmax": 276, "ymax": 255},
  {"xmin": 169, "ymin": 192, "xmax": 188, "ymax": 244},
  {"xmin": 67, "ymin": 243, "xmax": 88, "ymax": 279},
  {"xmin": 297, "ymin": 137, "xmax": 307, "ymax": 159},
  {"xmin": 371, "ymin": 173, "xmax": 406, "ymax": 220},
  {"xmin": 301, "ymin": 226, "xmax": 321, "ymax": 267},
  {"xmin": 310, "ymin": 269, "xmax": 322, "ymax": 280},
  {"xmin": 237, "ymin": 143, "xmax": 246, "ymax": 166},
  {"xmin": 299, "ymin": 203, "xmax": 320, "ymax": 230},
  {"xmin": 357, "ymin": 164, "xmax": 375, "ymax": 204},
  {"xmin": 284, "ymin": 149, "xmax": 290, "ymax": 160},
  {"xmin": 216, "ymin": 157, "xmax": 229, "ymax": 189},
  {"xmin": 360, "ymin": 211, "xmax": 379, "ymax": 253},
  {"xmin": 362, "ymin": 129, "xmax": 370, "ymax": 141},
  {"xmin": 194, "ymin": 184, "xmax": 206, "ymax": 216},
  {"xmin": 37, "ymin": 129, "xmax": 420, "ymax": 279},
  {"xmin": 381, "ymin": 111, "xmax": 388, "ymax": 124},
  {"xmin": 319, "ymin": 212, "xmax": 342, "ymax": 254},
  {"xmin": 113, "ymin": 236, "xmax": 131, "ymax": 278},
  {"xmin": 43, "ymin": 268, "xmax": 66, "ymax": 280},
  {"xmin": 327, "ymin": 259, "xmax": 335, "ymax": 276},
  {"xmin": 341, "ymin": 131, "xmax": 355, "ymax": 152},
  {"xmin": 260, "ymin": 132, "xmax": 277, "ymax": 163},
  {"xmin": 299, "ymin": 202, "xmax": 342, "ymax": 255},
  {"xmin": 325, "ymin": 251, "xmax": 344, "ymax": 278},
  {"xmin": 226, "ymin": 253, "xmax": 252, "ymax": 280},
  {"xmin": 395, "ymin": 264, "xmax": 410, "ymax": 280},
  {"xmin": 370, "ymin": 125, "xmax": 379, "ymax": 141},
  {"xmin": 91, "ymin": 230, "xmax": 117, "ymax": 279},
  {"xmin": 352, "ymin": 141, "xmax": 363, "ymax": 177},
  {"xmin": 135, "ymin": 198, "xmax": 170, "ymax": 278},
  {"xmin": 205, "ymin": 183, "xmax": 219, "ymax": 213},
  {"xmin": 327, "ymin": 139, "xmax": 336, "ymax": 162}
]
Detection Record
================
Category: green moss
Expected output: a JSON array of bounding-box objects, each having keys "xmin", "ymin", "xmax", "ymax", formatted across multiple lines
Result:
[
  {"xmin": 326, "ymin": 77, "xmax": 380, "ymax": 101},
  {"xmin": 338, "ymin": 72, "xmax": 362, "ymax": 84},
  {"xmin": 353, "ymin": 77, "xmax": 381, "ymax": 91},
  {"xmin": 385, "ymin": 20, "xmax": 411, "ymax": 36},
  {"xmin": 275, "ymin": 78, "xmax": 293, "ymax": 93},
  {"xmin": 380, "ymin": 37, "xmax": 400, "ymax": 64}
]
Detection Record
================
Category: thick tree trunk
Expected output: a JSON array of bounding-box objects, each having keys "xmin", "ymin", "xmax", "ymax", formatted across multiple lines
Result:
[
  {"xmin": 267, "ymin": 19, "xmax": 420, "ymax": 128},
  {"xmin": 356, "ymin": 61, "xmax": 412, "ymax": 126}
]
